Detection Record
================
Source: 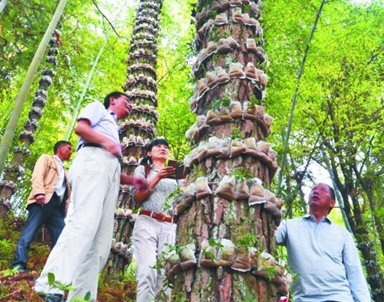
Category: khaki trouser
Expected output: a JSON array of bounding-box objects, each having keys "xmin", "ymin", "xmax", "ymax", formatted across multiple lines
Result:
[
  {"xmin": 133, "ymin": 214, "xmax": 176, "ymax": 302},
  {"xmin": 35, "ymin": 147, "xmax": 121, "ymax": 302}
]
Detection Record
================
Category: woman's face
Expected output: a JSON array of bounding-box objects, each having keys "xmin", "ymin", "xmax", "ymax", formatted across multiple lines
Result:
[{"xmin": 148, "ymin": 143, "xmax": 169, "ymax": 161}]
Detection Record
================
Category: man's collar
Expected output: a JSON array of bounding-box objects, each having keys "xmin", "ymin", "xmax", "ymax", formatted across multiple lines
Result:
[
  {"xmin": 303, "ymin": 214, "xmax": 332, "ymax": 223},
  {"xmin": 53, "ymin": 155, "xmax": 63, "ymax": 165},
  {"xmin": 107, "ymin": 109, "xmax": 118, "ymax": 122}
]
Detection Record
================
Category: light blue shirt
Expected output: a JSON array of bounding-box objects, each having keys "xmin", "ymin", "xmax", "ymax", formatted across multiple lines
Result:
[
  {"xmin": 275, "ymin": 215, "xmax": 371, "ymax": 302},
  {"xmin": 77, "ymin": 102, "xmax": 120, "ymax": 155},
  {"xmin": 53, "ymin": 155, "xmax": 66, "ymax": 201}
]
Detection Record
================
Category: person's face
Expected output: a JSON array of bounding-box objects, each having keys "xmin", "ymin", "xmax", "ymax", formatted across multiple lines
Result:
[
  {"xmin": 112, "ymin": 95, "xmax": 132, "ymax": 119},
  {"xmin": 58, "ymin": 144, "xmax": 72, "ymax": 161},
  {"xmin": 148, "ymin": 143, "xmax": 170, "ymax": 161},
  {"xmin": 308, "ymin": 183, "xmax": 335, "ymax": 212}
]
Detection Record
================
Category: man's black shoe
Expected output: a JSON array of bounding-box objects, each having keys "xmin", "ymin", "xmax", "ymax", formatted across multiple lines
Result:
[
  {"xmin": 38, "ymin": 293, "xmax": 64, "ymax": 302},
  {"xmin": 11, "ymin": 265, "xmax": 27, "ymax": 273}
]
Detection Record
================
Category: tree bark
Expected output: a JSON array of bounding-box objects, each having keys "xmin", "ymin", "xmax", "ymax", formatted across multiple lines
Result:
[{"xmin": 170, "ymin": 0, "xmax": 288, "ymax": 300}]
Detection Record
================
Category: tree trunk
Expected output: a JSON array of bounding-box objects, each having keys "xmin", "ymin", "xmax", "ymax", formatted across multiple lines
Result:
[
  {"xmin": 170, "ymin": 0, "xmax": 288, "ymax": 300},
  {"xmin": 0, "ymin": 0, "xmax": 68, "ymax": 177},
  {"xmin": 0, "ymin": 26, "xmax": 62, "ymax": 217},
  {"xmin": 106, "ymin": 0, "xmax": 163, "ymax": 274}
]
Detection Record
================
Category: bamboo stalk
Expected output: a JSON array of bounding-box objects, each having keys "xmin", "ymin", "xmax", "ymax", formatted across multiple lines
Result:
[
  {"xmin": 0, "ymin": 0, "xmax": 10, "ymax": 14},
  {"xmin": 64, "ymin": 40, "xmax": 107, "ymax": 141},
  {"xmin": 277, "ymin": 0, "xmax": 327, "ymax": 194}
]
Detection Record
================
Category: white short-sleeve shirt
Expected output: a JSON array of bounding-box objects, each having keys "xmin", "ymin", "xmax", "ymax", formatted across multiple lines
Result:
[{"xmin": 76, "ymin": 102, "xmax": 119, "ymax": 151}]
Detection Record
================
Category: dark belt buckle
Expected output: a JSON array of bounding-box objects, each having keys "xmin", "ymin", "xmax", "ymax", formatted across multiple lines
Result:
[{"xmin": 157, "ymin": 213, "xmax": 166, "ymax": 222}]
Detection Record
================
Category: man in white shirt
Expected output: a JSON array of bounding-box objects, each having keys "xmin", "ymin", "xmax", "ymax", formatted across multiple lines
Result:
[
  {"xmin": 11, "ymin": 141, "xmax": 72, "ymax": 273},
  {"xmin": 35, "ymin": 91, "xmax": 148, "ymax": 302}
]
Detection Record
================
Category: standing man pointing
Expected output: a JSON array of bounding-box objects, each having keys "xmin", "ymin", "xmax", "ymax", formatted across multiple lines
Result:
[{"xmin": 35, "ymin": 92, "xmax": 148, "ymax": 302}]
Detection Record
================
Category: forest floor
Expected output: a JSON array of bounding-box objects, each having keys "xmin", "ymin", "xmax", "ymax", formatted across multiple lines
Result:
[
  {"xmin": 0, "ymin": 215, "xmax": 137, "ymax": 302},
  {"xmin": 0, "ymin": 270, "xmax": 137, "ymax": 302}
]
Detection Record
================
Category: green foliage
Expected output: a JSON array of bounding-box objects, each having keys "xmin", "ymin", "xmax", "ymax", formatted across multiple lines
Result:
[
  {"xmin": 210, "ymin": 96, "xmax": 231, "ymax": 110},
  {"xmin": 234, "ymin": 232, "xmax": 259, "ymax": 248},
  {"xmin": 48, "ymin": 272, "xmax": 55, "ymax": 286},
  {"xmin": 46, "ymin": 272, "xmax": 92, "ymax": 300},
  {"xmin": 202, "ymin": 238, "xmax": 224, "ymax": 260},
  {"xmin": 0, "ymin": 266, "xmax": 19, "ymax": 277},
  {"xmin": 121, "ymin": 260, "xmax": 135, "ymax": 283},
  {"xmin": 0, "ymin": 215, "xmax": 20, "ymax": 269},
  {"xmin": 229, "ymin": 167, "xmax": 253, "ymax": 181},
  {"xmin": 231, "ymin": 126, "xmax": 242, "ymax": 139},
  {"xmin": 47, "ymin": 271, "xmax": 76, "ymax": 291},
  {"xmin": 249, "ymin": 95, "xmax": 259, "ymax": 106},
  {"xmin": 163, "ymin": 186, "xmax": 182, "ymax": 213},
  {"xmin": 190, "ymin": 166, "xmax": 207, "ymax": 180},
  {"xmin": 72, "ymin": 291, "xmax": 91, "ymax": 302}
]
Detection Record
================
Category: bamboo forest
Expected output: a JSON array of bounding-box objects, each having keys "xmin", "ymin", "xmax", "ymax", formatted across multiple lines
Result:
[{"xmin": 0, "ymin": 0, "xmax": 384, "ymax": 301}]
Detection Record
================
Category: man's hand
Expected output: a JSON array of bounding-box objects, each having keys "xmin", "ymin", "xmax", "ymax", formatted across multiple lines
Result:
[
  {"xmin": 102, "ymin": 139, "xmax": 122, "ymax": 157},
  {"xmin": 75, "ymin": 120, "xmax": 121, "ymax": 157},
  {"xmin": 132, "ymin": 177, "xmax": 149, "ymax": 191},
  {"xmin": 35, "ymin": 194, "xmax": 45, "ymax": 207}
]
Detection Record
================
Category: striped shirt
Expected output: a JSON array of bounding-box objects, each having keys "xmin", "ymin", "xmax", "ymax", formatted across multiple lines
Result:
[
  {"xmin": 275, "ymin": 215, "xmax": 371, "ymax": 302},
  {"xmin": 133, "ymin": 165, "xmax": 178, "ymax": 215}
]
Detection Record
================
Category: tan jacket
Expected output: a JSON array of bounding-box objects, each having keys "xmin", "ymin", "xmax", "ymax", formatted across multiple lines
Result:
[{"xmin": 27, "ymin": 154, "xmax": 70, "ymax": 210}]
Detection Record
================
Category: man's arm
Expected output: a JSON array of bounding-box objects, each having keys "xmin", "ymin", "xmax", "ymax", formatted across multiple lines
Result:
[
  {"xmin": 343, "ymin": 232, "xmax": 371, "ymax": 302},
  {"xmin": 75, "ymin": 120, "xmax": 121, "ymax": 156},
  {"xmin": 120, "ymin": 174, "xmax": 148, "ymax": 191},
  {"xmin": 275, "ymin": 220, "xmax": 288, "ymax": 246}
]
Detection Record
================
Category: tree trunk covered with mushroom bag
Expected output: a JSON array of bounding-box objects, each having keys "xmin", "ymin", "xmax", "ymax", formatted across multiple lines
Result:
[
  {"xmin": 166, "ymin": 0, "xmax": 290, "ymax": 301},
  {"xmin": 0, "ymin": 28, "xmax": 62, "ymax": 218},
  {"xmin": 107, "ymin": 0, "xmax": 162, "ymax": 274}
]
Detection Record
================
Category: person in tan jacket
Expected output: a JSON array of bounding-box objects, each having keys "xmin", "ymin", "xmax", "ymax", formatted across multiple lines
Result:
[{"xmin": 11, "ymin": 141, "xmax": 72, "ymax": 272}]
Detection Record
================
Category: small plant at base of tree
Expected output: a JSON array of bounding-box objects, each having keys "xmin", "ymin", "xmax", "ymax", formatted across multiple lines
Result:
[{"xmin": 44, "ymin": 272, "xmax": 91, "ymax": 301}]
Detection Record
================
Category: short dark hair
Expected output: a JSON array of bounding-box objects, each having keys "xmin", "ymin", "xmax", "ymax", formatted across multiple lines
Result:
[
  {"xmin": 54, "ymin": 141, "xmax": 71, "ymax": 154},
  {"xmin": 104, "ymin": 91, "xmax": 130, "ymax": 109},
  {"xmin": 326, "ymin": 184, "xmax": 336, "ymax": 213},
  {"xmin": 140, "ymin": 138, "xmax": 169, "ymax": 166}
]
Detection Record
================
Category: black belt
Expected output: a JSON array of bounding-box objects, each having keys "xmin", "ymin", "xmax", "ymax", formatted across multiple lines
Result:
[
  {"xmin": 76, "ymin": 143, "xmax": 123, "ymax": 164},
  {"xmin": 76, "ymin": 142, "xmax": 103, "ymax": 152}
]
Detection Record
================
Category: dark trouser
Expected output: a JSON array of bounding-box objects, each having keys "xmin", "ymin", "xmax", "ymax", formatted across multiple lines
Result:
[{"xmin": 11, "ymin": 193, "xmax": 65, "ymax": 270}]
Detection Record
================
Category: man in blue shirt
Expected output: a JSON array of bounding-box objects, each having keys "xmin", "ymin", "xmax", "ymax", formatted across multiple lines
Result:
[{"xmin": 276, "ymin": 183, "xmax": 371, "ymax": 302}]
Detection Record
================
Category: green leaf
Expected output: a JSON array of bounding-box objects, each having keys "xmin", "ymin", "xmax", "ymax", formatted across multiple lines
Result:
[
  {"xmin": 84, "ymin": 291, "xmax": 91, "ymax": 300},
  {"xmin": 48, "ymin": 272, "xmax": 55, "ymax": 286}
]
